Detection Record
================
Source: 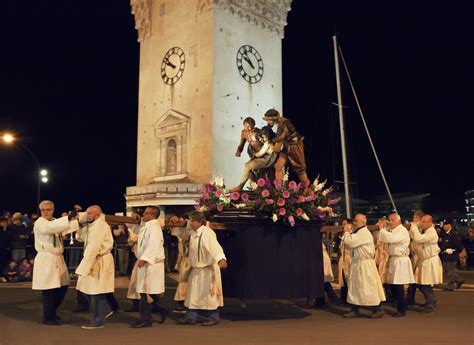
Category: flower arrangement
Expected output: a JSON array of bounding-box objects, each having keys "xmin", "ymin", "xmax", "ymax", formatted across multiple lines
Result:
[
  {"xmin": 195, "ymin": 176, "xmax": 231, "ymax": 213},
  {"xmin": 196, "ymin": 174, "xmax": 339, "ymax": 226},
  {"xmin": 250, "ymin": 173, "xmax": 339, "ymax": 226}
]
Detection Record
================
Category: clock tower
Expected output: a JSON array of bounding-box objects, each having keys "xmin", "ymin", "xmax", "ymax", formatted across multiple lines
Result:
[{"xmin": 126, "ymin": 0, "xmax": 292, "ymax": 211}]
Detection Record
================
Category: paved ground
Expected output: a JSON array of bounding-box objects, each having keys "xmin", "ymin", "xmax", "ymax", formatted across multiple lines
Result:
[{"xmin": 0, "ymin": 272, "xmax": 473, "ymax": 345}]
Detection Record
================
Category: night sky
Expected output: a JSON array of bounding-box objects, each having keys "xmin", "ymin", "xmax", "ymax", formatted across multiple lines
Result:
[{"xmin": 0, "ymin": 1, "xmax": 470, "ymax": 215}]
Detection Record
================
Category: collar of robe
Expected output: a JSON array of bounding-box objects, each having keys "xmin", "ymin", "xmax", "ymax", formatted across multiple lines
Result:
[{"xmin": 352, "ymin": 225, "xmax": 366, "ymax": 234}]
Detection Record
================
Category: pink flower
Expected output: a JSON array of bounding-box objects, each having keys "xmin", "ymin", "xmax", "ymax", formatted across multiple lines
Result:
[
  {"xmin": 328, "ymin": 199, "xmax": 338, "ymax": 206},
  {"xmin": 296, "ymin": 208, "xmax": 303, "ymax": 217},
  {"xmin": 254, "ymin": 199, "xmax": 262, "ymax": 206},
  {"xmin": 230, "ymin": 191, "xmax": 240, "ymax": 201},
  {"xmin": 266, "ymin": 199, "xmax": 274, "ymax": 205},
  {"xmin": 216, "ymin": 204, "xmax": 224, "ymax": 212},
  {"xmin": 318, "ymin": 213, "xmax": 326, "ymax": 219},
  {"xmin": 298, "ymin": 195, "xmax": 306, "ymax": 203},
  {"xmin": 261, "ymin": 189, "xmax": 270, "ymax": 198},
  {"xmin": 279, "ymin": 208, "xmax": 286, "ymax": 216},
  {"xmin": 282, "ymin": 191, "xmax": 290, "ymax": 199},
  {"xmin": 257, "ymin": 178, "xmax": 266, "ymax": 187},
  {"xmin": 241, "ymin": 193, "xmax": 249, "ymax": 201},
  {"xmin": 215, "ymin": 189, "xmax": 223, "ymax": 197},
  {"xmin": 273, "ymin": 179, "xmax": 282, "ymax": 189},
  {"xmin": 288, "ymin": 215, "xmax": 295, "ymax": 226},
  {"xmin": 277, "ymin": 198, "xmax": 285, "ymax": 207},
  {"xmin": 288, "ymin": 181, "xmax": 297, "ymax": 190}
]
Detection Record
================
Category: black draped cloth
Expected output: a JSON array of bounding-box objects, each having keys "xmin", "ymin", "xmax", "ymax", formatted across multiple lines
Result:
[{"xmin": 216, "ymin": 220, "xmax": 324, "ymax": 300}]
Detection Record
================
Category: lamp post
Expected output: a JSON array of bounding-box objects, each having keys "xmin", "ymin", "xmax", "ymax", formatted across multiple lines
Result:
[{"xmin": 1, "ymin": 133, "xmax": 47, "ymax": 210}]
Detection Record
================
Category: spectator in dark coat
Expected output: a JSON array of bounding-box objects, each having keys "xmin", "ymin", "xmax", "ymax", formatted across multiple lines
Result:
[
  {"xmin": 439, "ymin": 219, "xmax": 464, "ymax": 291},
  {"xmin": 0, "ymin": 216, "xmax": 13, "ymax": 273},
  {"xmin": 10, "ymin": 212, "xmax": 30, "ymax": 262}
]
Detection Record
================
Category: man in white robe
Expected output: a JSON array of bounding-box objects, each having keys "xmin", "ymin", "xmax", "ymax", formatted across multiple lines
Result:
[
  {"xmin": 176, "ymin": 211, "xmax": 227, "ymax": 326},
  {"xmin": 32, "ymin": 200, "xmax": 79, "ymax": 325},
  {"xmin": 379, "ymin": 212, "xmax": 415, "ymax": 317},
  {"xmin": 406, "ymin": 210, "xmax": 424, "ymax": 305},
  {"xmin": 343, "ymin": 214, "xmax": 386, "ymax": 318},
  {"xmin": 130, "ymin": 206, "xmax": 168, "ymax": 328},
  {"xmin": 75, "ymin": 205, "xmax": 114, "ymax": 329},
  {"xmin": 410, "ymin": 214, "xmax": 443, "ymax": 315}
]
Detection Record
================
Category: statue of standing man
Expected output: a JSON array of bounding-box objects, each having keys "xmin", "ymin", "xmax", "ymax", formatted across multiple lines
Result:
[{"xmin": 262, "ymin": 109, "xmax": 309, "ymax": 187}]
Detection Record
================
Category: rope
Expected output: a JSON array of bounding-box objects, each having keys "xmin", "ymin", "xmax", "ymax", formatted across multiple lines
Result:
[{"xmin": 337, "ymin": 44, "xmax": 397, "ymax": 212}]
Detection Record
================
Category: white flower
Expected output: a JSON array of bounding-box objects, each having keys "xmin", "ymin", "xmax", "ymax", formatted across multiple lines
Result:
[
  {"xmin": 272, "ymin": 214, "xmax": 278, "ymax": 222},
  {"xmin": 198, "ymin": 206, "xmax": 208, "ymax": 212},
  {"xmin": 219, "ymin": 195, "xmax": 230, "ymax": 204},
  {"xmin": 302, "ymin": 213, "xmax": 310, "ymax": 221},
  {"xmin": 234, "ymin": 203, "xmax": 247, "ymax": 209},
  {"xmin": 315, "ymin": 179, "xmax": 327, "ymax": 192},
  {"xmin": 282, "ymin": 170, "xmax": 289, "ymax": 183},
  {"xmin": 214, "ymin": 176, "xmax": 225, "ymax": 188},
  {"xmin": 249, "ymin": 181, "xmax": 258, "ymax": 190},
  {"xmin": 322, "ymin": 187, "xmax": 331, "ymax": 196},
  {"xmin": 312, "ymin": 174, "xmax": 320, "ymax": 187}
]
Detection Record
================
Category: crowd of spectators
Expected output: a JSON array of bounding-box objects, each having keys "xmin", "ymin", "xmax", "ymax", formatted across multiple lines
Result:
[{"xmin": 1, "ymin": 209, "xmax": 180, "ymax": 283}]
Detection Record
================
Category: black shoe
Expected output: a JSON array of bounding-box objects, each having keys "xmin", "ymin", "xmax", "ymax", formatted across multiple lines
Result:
[
  {"xmin": 392, "ymin": 311, "xmax": 406, "ymax": 317},
  {"xmin": 456, "ymin": 281, "xmax": 464, "ymax": 289},
  {"xmin": 43, "ymin": 319, "xmax": 63, "ymax": 326},
  {"xmin": 422, "ymin": 308, "xmax": 434, "ymax": 316},
  {"xmin": 370, "ymin": 310, "xmax": 384, "ymax": 319},
  {"xmin": 129, "ymin": 320, "xmax": 152, "ymax": 328},
  {"xmin": 201, "ymin": 319, "xmax": 219, "ymax": 326},
  {"xmin": 176, "ymin": 318, "xmax": 196, "ymax": 325},
  {"xmin": 81, "ymin": 321, "xmax": 105, "ymax": 329},
  {"xmin": 406, "ymin": 299, "xmax": 416, "ymax": 306}
]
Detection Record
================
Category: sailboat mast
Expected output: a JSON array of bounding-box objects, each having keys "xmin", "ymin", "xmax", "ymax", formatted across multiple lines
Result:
[{"xmin": 332, "ymin": 35, "xmax": 351, "ymax": 218}]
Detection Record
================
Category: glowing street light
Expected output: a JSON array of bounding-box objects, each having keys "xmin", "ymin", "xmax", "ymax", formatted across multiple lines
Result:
[
  {"xmin": 2, "ymin": 133, "xmax": 15, "ymax": 144},
  {"xmin": 1, "ymin": 132, "xmax": 46, "ymax": 209}
]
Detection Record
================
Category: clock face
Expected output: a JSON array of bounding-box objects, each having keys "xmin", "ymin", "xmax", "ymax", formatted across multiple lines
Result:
[
  {"xmin": 236, "ymin": 45, "xmax": 264, "ymax": 84},
  {"xmin": 161, "ymin": 47, "xmax": 185, "ymax": 85}
]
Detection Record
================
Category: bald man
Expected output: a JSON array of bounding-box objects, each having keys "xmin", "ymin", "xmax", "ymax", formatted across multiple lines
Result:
[
  {"xmin": 410, "ymin": 214, "xmax": 443, "ymax": 315},
  {"xmin": 379, "ymin": 212, "xmax": 414, "ymax": 317},
  {"xmin": 75, "ymin": 205, "xmax": 115, "ymax": 329},
  {"xmin": 342, "ymin": 214, "xmax": 385, "ymax": 318}
]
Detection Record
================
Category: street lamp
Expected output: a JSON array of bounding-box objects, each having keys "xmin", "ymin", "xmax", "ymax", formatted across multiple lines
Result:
[{"xmin": 1, "ymin": 132, "xmax": 47, "ymax": 210}]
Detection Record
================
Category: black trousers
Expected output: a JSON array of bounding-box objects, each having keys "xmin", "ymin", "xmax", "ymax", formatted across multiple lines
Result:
[
  {"xmin": 139, "ymin": 294, "xmax": 167, "ymax": 323},
  {"xmin": 406, "ymin": 284, "xmax": 418, "ymax": 303},
  {"xmin": 389, "ymin": 284, "xmax": 406, "ymax": 313},
  {"xmin": 417, "ymin": 284, "xmax": 436, "ymax": 309},
  {"xmin": 41, "ymin": 285, "xmax": 69, "ymax": 322},
  {"xmin": 340, "ymin": 273, "xmax": 348, "ymax": 302}
]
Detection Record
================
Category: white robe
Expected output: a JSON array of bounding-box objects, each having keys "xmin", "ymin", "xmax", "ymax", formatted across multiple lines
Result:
[
  {"xmin": 379, "ymin": 225, "xmax": 415, "ymax": 285},
  {"xmin": 322, "ymin": 244, "xmax": 334, "ymax": 282},
  {"xmin": 172, "ymin": 223, "xmax": 192, "ymax": 301},
  {"xmin": 32, "ymin": 216, "xmax": 79, "ymax": 290},
  {"xmin": 126, "ymin": 223, "xmax": 141, "ymax": 300},
  {"xmin": 75, "ymin": 217, "xmax": 115, "ymax": 295},
  {"xmin": 410, "ymin": 226, "xmax": 443, "ymax": 285},
  {"xmin": 136, "ymin": 219, "xmax": 165, "ymax": 295},
  {"xmin": 344, "ymin": 227, "xmax": 385, "ymax": 306},
  {"xmin": 185, "ymin": 225, "xmax": 226, "ymax": 310}
]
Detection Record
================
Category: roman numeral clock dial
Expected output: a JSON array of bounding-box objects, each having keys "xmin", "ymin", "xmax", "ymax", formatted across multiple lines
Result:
[
  {"xmin": 236, "ymin": 45, "xmax": 264, "ymax": 84},
  {"xmin": 161, "ymin": 47, "xmax": 185, "ymax": 85}
]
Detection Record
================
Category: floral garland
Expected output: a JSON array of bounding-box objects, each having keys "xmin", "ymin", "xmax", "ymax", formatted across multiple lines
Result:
[{"xmin": 195, "ymin": 174, "xmax": 339, "ymax": 226}]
